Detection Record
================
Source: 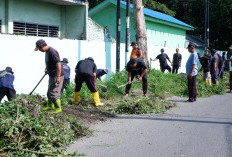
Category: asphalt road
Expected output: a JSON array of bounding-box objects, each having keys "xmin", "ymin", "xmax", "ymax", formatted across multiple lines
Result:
[{"xmin": 67, "ymin": 94, "xmax": 232, "ymax": 157}]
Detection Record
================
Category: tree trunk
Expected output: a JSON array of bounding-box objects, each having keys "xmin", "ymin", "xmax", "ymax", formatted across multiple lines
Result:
[{"xmin": 133, "ymin": 0, "xmax": 148, "ymax": 65}]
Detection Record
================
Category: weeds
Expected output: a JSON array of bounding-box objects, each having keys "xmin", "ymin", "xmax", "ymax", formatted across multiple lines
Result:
[{"xmin": 0, "ymin": 94, "xmax": 89, "ymax": 156}]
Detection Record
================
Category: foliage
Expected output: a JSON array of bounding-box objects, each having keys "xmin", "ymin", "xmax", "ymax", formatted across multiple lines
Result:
[
  {"xmin": 0, "ymin": 94, "xmax": 89, "ymax": 157},
  {"xmin": 114, "ymin": 96, "xmax": 175, "ymax": 114}
]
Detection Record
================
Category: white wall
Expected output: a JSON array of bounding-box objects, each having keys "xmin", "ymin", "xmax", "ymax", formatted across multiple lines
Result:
[{"xmin": 0, "ymin": 34, "xmax": 190, "ymax": 101}]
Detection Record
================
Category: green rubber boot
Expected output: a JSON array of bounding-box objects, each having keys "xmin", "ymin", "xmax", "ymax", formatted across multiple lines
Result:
[
  {"xmin": 52, "ymin": 99, "xmax": 62, "ymax": 114},
  {"xmin": 42, "ymin": 99, "xmax": 55, "ymax": 111}
]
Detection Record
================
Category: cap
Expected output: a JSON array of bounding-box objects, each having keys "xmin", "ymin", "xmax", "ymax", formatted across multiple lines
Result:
[
  {"xmin": 5, "ymin": 67, "xmax": 13, "ymax": 73},
  {"xmin": 35, "ymin": 39, "xmax": 47, "ymax": 51},
  {"xmin": 187, "ymin": 42, "xmax": 195, "ymax": 48},
  {"xmin": 130, "ymin": 41, "xmax": 137, "ymax": 46},
  {"xmin": 130, "ymin": 58, "xmax": 137, "ymax": 64},
  {"xmin": 161, "ymin": 48, "xmax": 164, "ymax": 52},
  {"xmin": 62, "ymin": 58, "xmax": 69, "ymax": 63},
  {"xmin": 204, "ymin": 49, "xmax": 209, "ymax": 52},
  {"xmin": 104, "ymin": 68, "xmax": 109, "ymax": 74},
  {"xmin": 87, "ymin": 57, "xmax": 94, "ymax": 62}
]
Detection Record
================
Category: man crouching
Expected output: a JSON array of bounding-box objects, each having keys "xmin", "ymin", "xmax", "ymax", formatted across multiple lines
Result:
[{"xmin": 125, "ymin": 58, "xmax": 147, "ymax": 97}]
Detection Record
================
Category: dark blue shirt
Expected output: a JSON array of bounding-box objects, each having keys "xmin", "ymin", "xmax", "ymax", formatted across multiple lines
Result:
[
  {"xmin": 75, "ymin": 58, "xmax": 97, "ymax": 76},
  {"xmin": 0, "ymin": 70, "xmax": 15, "ymax": 90},
  {"xmin": 61, "ymin": 63, "xmax": 70, "ymax": 79}
]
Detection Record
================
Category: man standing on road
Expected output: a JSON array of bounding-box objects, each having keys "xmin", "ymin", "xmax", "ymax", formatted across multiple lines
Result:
[
  {"xmin": 172, "ymin": 48, "xmax": 182, "ymax": 74},
  {"xmin": 186, "ymin": 42, "xmax": 199, "ymax": 102},
  {"xmin": 151, "ymin": 48, "xmax": 172, "ymax": 73},
  {"xmin": 61, "ymin": 58, "xmax": 70, "ymax": 93},
  {"xmin": 74, "ymin": 57, "xmax": 104, "ymax": 106},
  {"xmin": 35, "ymin": 39, "xmax": 64, "ymax": 113},
  {"xmin": 130, "ymin": 41, "xmax": 143, "ymax": 59},
  {"xmin": 226, "ymin": 46, "xmax": 232, "ymax": 93},
  {"xmin": 198, "ymin": 49, "xmax": 211, "ymax": 86},
  {"xmin": 125, "ymin": 58, "xmax": 147, "ymax": 97},
  {"xmin": 210, "ymin": 49, "xmax": 219, "ymax": 85},
  {"xmin": 0, "ymin": 67, "xmax": 16, "ymax": 102}
]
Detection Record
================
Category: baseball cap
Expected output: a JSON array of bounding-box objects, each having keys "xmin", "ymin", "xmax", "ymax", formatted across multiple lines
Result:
[
  {"xmin": 62, "ymin": 58, "xmax": 69, "ymax": 63},
  {"xmin": 5, "ymin": 67, "xmax": 13, "ymax": 73},
  {"xmin": 130, "ymin": 41, "xmax": 137, "ymax": 46},
  {"xmin": 187, "ymin": 42, "xmax": 195, "ymax": 48},
  {"xmin": 211, "ymin": 49, "xmax": 216, "ymax": 53},
  {"xmin": 35, "ymin": 39, "xmax": 47, "ymax": 51},
  {"xmin": 104, "ymin": 68, "xmax": 109, "ymax": 74},
  {"xmin": 130, "ymin": 58, "xmax": 137, "ymax": 64},
  {"xmin": 87, "ymin": 57, "xmax": 94, "ymax": 62},
  {"xmin": 161, "ymin": 48, "xmax": 164, "ymax": 52}
]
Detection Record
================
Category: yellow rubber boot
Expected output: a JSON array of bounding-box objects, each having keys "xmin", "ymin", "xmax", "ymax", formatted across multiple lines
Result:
[
  {"xmin": 52, "ymin": 99, "xmax": 62, "ymax": 113},
  {"xmin": 93, "ymin": 92, "xmax": 104, "ymax": 106},
  {"xmin": 209, "ymin": 80, "xmax": 212, "ymax": 86},
  {"xmin": 73, "ymin": 92, "xmax": 79, "ymax": 105},
  {"xmin": 205, "ymin": 80, "xmax": 208, "ymax": 85},
  {"xmin": 42, "ymin": 99, "xmax": 54, "ymax": 111}
]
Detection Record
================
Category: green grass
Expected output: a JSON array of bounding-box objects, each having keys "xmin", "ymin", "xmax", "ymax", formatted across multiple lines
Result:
[{"xmin": 0, "ymin": 70, "xmax": 229, "ymax": 156}]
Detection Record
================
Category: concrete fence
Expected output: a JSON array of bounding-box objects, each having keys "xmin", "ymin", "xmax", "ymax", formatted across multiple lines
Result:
[{"xmin": 0, "ymin": 34, "xmax": 191, "ymax": 98}]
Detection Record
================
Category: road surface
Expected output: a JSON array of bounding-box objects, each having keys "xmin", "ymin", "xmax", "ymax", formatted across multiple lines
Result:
[{"xmin": 68, "ymin": 94, "xmax": 232, "ymax": 157}]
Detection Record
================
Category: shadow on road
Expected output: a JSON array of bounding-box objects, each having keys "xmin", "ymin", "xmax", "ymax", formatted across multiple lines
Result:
[{"xmin": 116, "ymin": 116, "xmax": 232, "ymax": 125}]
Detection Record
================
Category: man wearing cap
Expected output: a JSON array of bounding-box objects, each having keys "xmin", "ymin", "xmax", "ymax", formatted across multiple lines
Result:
[
  {"xmin": 210, "ymin": 49, "xmax": 219, "ymax": 85},
  {"xmin": 61, "ymin": 58, "xmax": 70, "ymax": 93},
  {"xmin": 198, "ymin": 49, "xmax": 211, "ymax": 85},
  {"xmin": 186, "ymin": 42, "xmax": 199, "ymax": 102},
  {"xmin": 96, "ymin": 68, "xmax": 109, "ymax": 80},
  {"xmin": 226, "ymin": 45, "xmax": 232, "ymax": 93},
  {"xmin": 172, "ymin": 48, "xmax": 182, "ymax": 74},
  {"xmin": 125, "ymin": 58, "xmax": 147, "ymax": 97},
  {"xmin": 130, "ymin": 41, "xmax": 143, "ymax": 59},
  {"xmin": 151, "ymin": 48, "xmax": 172, "ymax": 73},
  {"xmin": 0, "ymin": 67, "xmax": 16, "ymax": 102},
  {"xmin": 74, "ymin": 57, "xmax": 104, "ymax": 106},
  {"xmin": 35, "ymin": 39, "xmax": 64, "ymax": 113}
]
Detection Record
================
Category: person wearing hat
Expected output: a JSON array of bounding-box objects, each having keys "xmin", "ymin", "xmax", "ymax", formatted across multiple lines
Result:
[
  {"xmin": 210, "ymin": 49, "xmax": 219, "ymax": 85},
  {"xmin": 74, "ymin": 57, "xmax": 104, "ymax": 106},
  {"xmin": 172, "ymin": 48, "xmax": 182, "ymax": 74},
  {"xmin": 96, "ymin": 68, "xmax": 109, "ymax": 80},
  {"xmin": 61, "ymin": 58, "xmax": 70, "ymax": 93},
  {"xmin": 0, "ymin": 67, "xmax": 16, "ymax": 102},
  {"xmin": 125, "ymin": 58, "xmax": 147, "ymax": 97},
  {"xmin": 186, "ymin": 42, "xmax": 199, "ymax": 102},
  {"xmin": 151, "ymin": 48, "xmax": 172, "ymax": 73},
  {"xmin": 35, "ymin": 39, "xmax": 64, "ymax": 113},
  {"xmin": 226, "ymin": 45, "xmax": 232, "ymax": 93},
  {"xmin": 130, "ymin": 41, "xmax": 143, "ymax": 59},
  {"xmin": 198, "ymin": 49, "xmax": 211, "ymax": 86}
]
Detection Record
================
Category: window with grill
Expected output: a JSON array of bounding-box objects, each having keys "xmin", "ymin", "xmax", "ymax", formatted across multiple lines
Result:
[
  {"xmin": 13, "ymin": 22, "xmax": 59, "ymax": 37},
  {"xmin": 0, "ymin": 20, "xmax": 2, "ymax": 33}
]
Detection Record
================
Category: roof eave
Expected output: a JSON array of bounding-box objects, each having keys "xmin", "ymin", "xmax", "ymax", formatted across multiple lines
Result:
[
  {"xmin": 145, "ymin": 16, "xmax": 195, "ymax": 31},
  {"xmin": 39, "ymin": 0, "xmax": 86, "ymax": 5}
]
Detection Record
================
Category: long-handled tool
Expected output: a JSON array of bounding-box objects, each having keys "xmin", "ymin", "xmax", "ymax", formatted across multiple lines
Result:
[
  {"xmin": 96, "ymin": 84, "xmax": 107, "ymax": 92},
  {"xmin": 117, "ymin": 79, "xmax": 140, "ymax": 89},
  {"xmin": 29, "ymin": 73, "xmax": 47, "ymax": 95}
]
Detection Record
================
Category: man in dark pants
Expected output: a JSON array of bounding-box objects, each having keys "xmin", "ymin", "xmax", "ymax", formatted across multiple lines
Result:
[
  {"xmin": 151, "ymin": 48, "xmax": 172, "ymax": 73},
  {"xmin": 74, "ymin": 57, "xmax": 103, "ymax": 106},
  {"xmin": 172, "ymin": 48, "xmax": 182, "ymax": 74},
  {"xmin": 226, "ymin": 45, "xmax": 232, "ymax": 93},
  {"xmin": 186, "ymin": 42, "xmax": 199, "ymax": 102},
  {"xmin": 210, "ymin": 49, "xmax": 219, "ymax": 85},
  {"xmin": 35, "ymin": 39, "xmax": 64, "ymax": 113},
  {"xmin": 0, "ymin": 67, "xmax": 16, "ymax": 102},
  {"xmin": 217, "ymin": 52, "xmax": 224, "ymax": 79},
  {"xmin": 61, "ymin": 58, "xmax": 70, "ymax": 93},
  {"xmin": 125, "ymin": 58, "xmax": 147, "ymax": 97}
]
